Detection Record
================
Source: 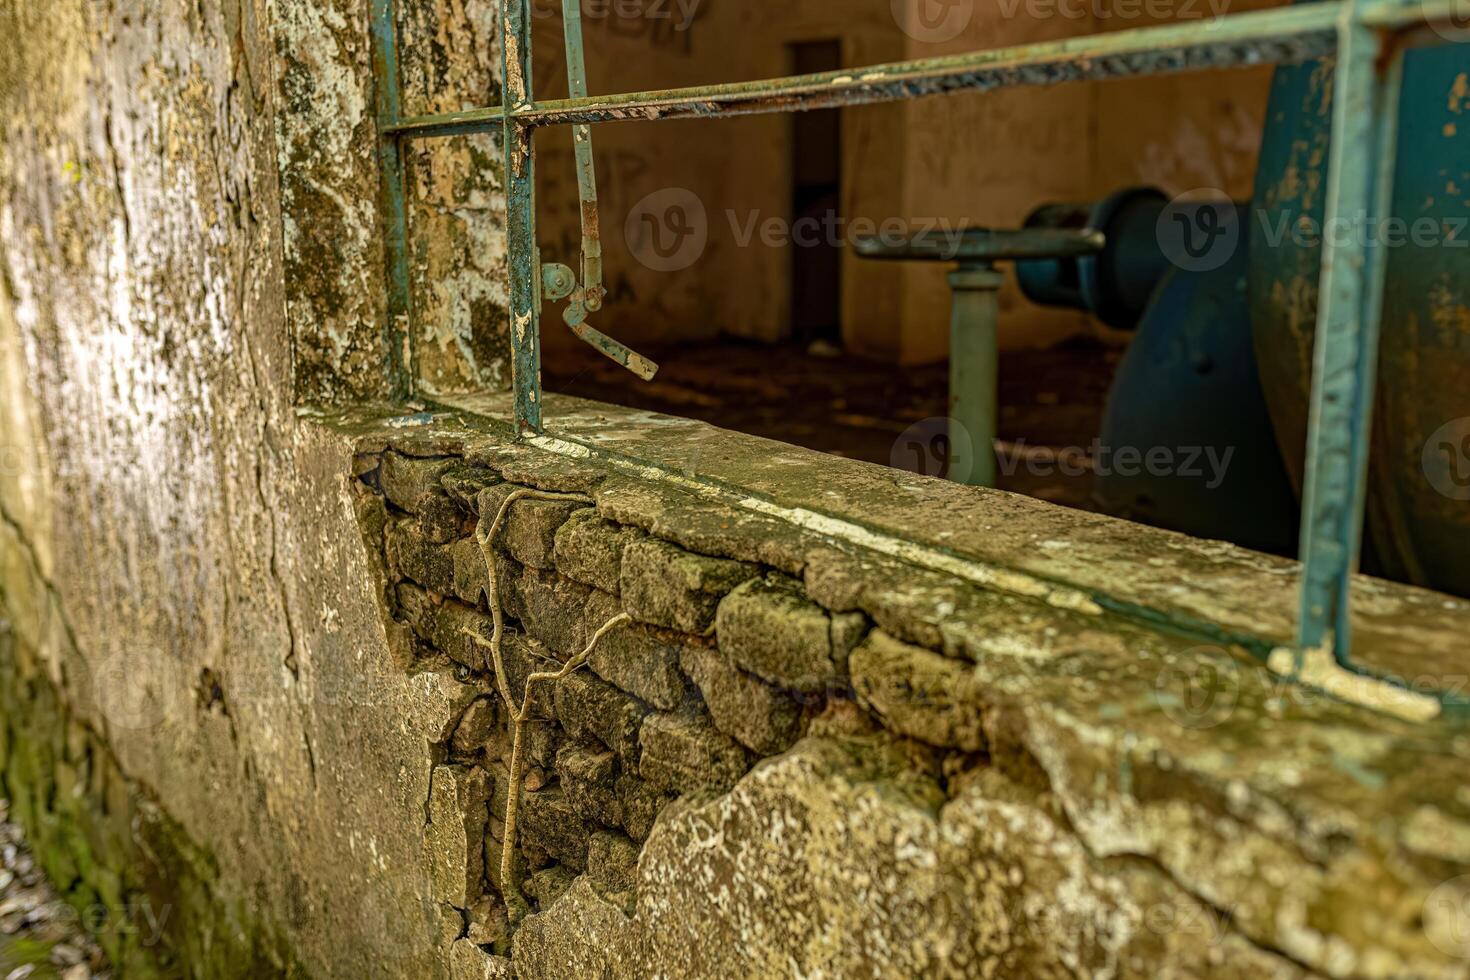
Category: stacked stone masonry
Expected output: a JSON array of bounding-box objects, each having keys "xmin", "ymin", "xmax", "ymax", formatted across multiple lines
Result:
[
  {"xmin": 356, "ymin": 443, "xmax": 1470, "ymax": 980},
  {"xmin": 371, "ymin": 452, "xmax": 846, "ymax": 952}
]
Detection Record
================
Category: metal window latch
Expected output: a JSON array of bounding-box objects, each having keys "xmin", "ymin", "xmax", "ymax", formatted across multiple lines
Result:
[
  {"xmin": 540, "ymin": 259, "xmax": 658, "ymax": 380},
  {"xmin": 540, "ymin": 0, "xmax": 659, "ymax": 383}
]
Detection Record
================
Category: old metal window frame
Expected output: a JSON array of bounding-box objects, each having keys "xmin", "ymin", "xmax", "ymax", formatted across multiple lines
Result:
[{"xmin": 368, "ymin": 0, "xmax": 1466, "ymax": 679}]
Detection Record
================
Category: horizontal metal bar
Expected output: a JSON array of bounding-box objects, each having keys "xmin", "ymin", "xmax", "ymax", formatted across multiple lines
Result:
[
  {"xmin": 854, "ymin": 228, "xmax": 1105, "ymax": 263},
  {"xmin": 387, "ymin": 0, "xmax": 1461, "ymax": 139},
  {"xmin": 385, "ymin": 107, "xmax": 508, "ymax": 139}
]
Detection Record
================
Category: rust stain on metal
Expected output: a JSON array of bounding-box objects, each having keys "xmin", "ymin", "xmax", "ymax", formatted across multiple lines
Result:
[{"xmin": 505, "ymin": 32, "xmax": 527, "ymax": 107}]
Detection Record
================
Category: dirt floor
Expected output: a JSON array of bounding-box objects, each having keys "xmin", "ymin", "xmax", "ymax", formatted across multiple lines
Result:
[
  {"xmin": 545, "ymin": 337, "xmax": 1122, "ymax": 511},
  {"xmin": 0, "ymin": 800, "xmax": 110, "ymax": 979}
]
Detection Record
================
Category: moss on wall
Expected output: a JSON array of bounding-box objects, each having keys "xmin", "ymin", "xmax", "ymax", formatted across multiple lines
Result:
[{"xmin": 0, "ymin": 625, "xmax": 299, "ymax": 977}]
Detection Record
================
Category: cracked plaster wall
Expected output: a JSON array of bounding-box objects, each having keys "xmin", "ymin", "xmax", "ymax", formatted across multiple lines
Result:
[
  {"xmin": 1, "ymin": 0, "xmax": 1469, "ymax": 978},
  {"xmin": 0, "ymin": 0, "xmax": 509, "ymax": 975},
  {"xmin": 274, "ymin": 0, "xmax": 511, "ymax": 401}
]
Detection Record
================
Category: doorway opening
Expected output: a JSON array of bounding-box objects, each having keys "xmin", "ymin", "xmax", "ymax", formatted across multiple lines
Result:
[{"xmin": 788, "ymin": 39, "xmax": 843, "ymax": 347}]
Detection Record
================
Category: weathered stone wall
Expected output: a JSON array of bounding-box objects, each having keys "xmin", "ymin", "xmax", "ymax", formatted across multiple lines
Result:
[
  {"xmin": 273, "ymin": 0, "xmax": 510, "ymax": 401},
  {"xmin": 0, "ymin": 0, "xmax": 510, "ymax": 975},
  {"xmin": 0, "ymin": 626, "xmax": 296, "ymax": 975},
  {"xmin": 354, "ymin": 412, "xmax": 1470, "ymax": 979},
  {"xmin": 1, "ymin": 0, "xmax": 1468, "ymax": 976}
]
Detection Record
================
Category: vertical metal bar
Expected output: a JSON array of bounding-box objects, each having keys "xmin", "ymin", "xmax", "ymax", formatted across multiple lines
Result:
[
  {"xmin": 562, "ymin": 0, "xmax": 603, "ymax": 303},
  {"xmin": 1296, "ymin": 5, "xmax": 1402, "ymax": 665},
  {"xmin": 503, "ymin": 0, "xmax": 542, "ymax": 431},
  {"xmin": 370, "ymin": 0, "xmax": 414, "ymax": 400},
  {"xmin": 947, "ymin": 263, "xmax": 1005, "ymax": 488}
]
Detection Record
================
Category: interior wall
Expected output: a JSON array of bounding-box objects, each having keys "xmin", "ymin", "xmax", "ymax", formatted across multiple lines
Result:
[
  {"xmin": 534, "ymin": 0, "xmax": 1286, "ymax": 367},
  {"xmin": 896, "ymin": 0, "xmax": 1286, "ymax": 361},
  {"xmin": 532, "ymin": 0, "xmax": 908, "ymax": 364}
]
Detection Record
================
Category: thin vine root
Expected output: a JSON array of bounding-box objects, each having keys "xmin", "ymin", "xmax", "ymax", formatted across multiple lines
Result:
[{"xmin": 462, "ymin": 488, "xmax": 628, "ymax": 923}]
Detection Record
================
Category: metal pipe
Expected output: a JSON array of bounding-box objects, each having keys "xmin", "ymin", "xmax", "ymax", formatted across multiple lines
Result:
[
  {"xmin": 384, "ymin": 0, "xmax": 1466, "ymax": 140},
  {"xmin": 852, "ymin": 228, "xmax": 1104, "ymax": 263},
  {"xmin": 856, "ymin": 228, "xmax": 1103, "ymax": 488},
  {"xmin": 948, "ymin": 264, "xmax": 1006, "ymax": 488}
]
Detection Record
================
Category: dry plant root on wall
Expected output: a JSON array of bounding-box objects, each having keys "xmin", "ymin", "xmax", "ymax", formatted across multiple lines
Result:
[{"xmin": 463, "ymin": 488, "xmax": 630, "ymax": 925}]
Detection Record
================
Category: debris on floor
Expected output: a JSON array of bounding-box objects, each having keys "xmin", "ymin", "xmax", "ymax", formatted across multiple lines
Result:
[
  {"xmin": 546, "ymin": 336, "xmax": 1119, "ymax": 510},
  {"xmin": 0, "ymin": 800, "xmax": 110, "ymax": 980}
]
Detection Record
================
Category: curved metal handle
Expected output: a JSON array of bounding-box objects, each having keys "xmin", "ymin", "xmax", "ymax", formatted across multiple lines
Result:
[
  {"xmin": 542, "ymin": 262, "xmax": 660, "ymax": 381},
  {"xmin": 568, "ymin": 319, "xmax": 659, "ymax": 381}
]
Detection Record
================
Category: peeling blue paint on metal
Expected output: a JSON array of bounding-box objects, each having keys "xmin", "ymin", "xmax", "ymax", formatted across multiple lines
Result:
[
  {"xmin": 368, "ymin": 0, "xmax": 414, "ymax": 400},
  {"xmin": 1295, "ymin": 0, "xmax": 1404, "ymax": 668}
]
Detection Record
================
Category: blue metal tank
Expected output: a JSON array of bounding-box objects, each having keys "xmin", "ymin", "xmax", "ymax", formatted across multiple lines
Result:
[{"xmin": 1249, "ymin": 33, "xmax": 1470, "ymax": 596}]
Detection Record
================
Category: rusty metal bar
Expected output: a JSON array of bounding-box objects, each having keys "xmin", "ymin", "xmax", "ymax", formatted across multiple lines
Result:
[
  {"xmin": 368, "ymin": 0, "xmax": 414, "ymax": 398},
  {"xmin": 388, "ymin": 0, "xmax": 1462, "ymax": 141},
  {"xmin": 386, "ymin": 0, "xmax": 1431, "ymax": 141},
  {"xmin": 1295, "ymin": 0, "xmax": 1406, "ymax": 667},
  {"xmin": 567, "ymin": 321, "xmax": 658, "ymax": 381},
  {"xmin": 562, "ymin": 0, "xmax": 604, "ymax": 306},
  {"xmin": 502, "ymin": 0, "xmax": 541, "ymax": 432}
]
